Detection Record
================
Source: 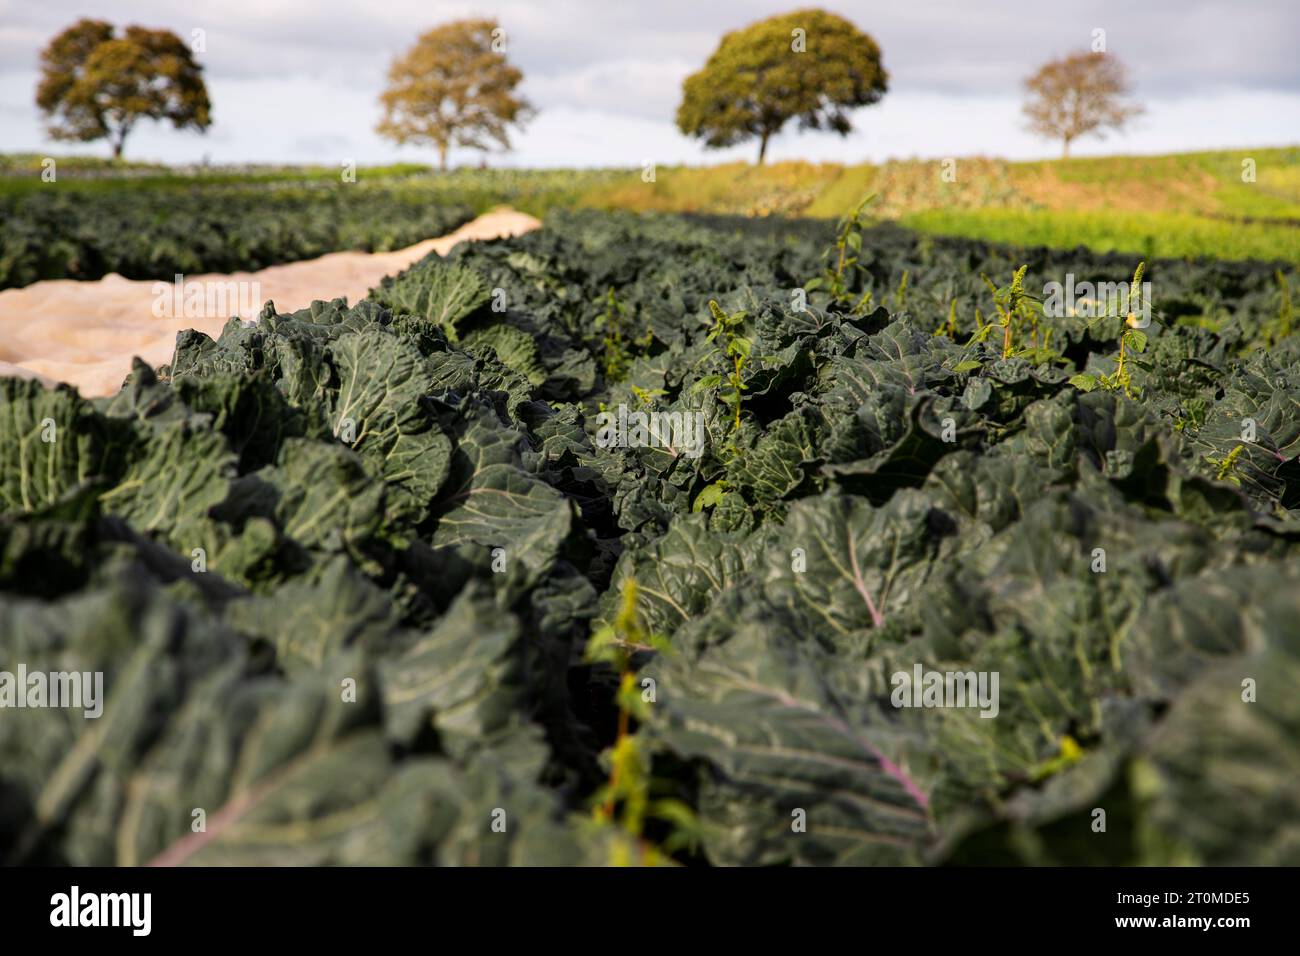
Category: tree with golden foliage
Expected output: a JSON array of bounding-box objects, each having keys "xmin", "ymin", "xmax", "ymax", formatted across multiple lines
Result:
[
  {"xmin": 377, "ymin": 20, "xmax": 534, "ymax": 171},
  {"xmin": 677, "ymin": 9, "xmax": 887, "ymax": 165},
  {"xmin": 1022, "ymin": 51, "xmax": 1142, "ymax": 158},
  {"xmin": 36, "ymin": 19, "xmax": 211, "ymax": 160}
]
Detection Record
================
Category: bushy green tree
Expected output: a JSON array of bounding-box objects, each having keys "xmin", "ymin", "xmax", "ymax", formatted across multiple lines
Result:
[
  {"xmin": 676, "ymin": 9, "xmax": 888, "ymax": 164},
  {"xmin": 36, "ymin": 19, "xmax": 212, "ymax": 160}
]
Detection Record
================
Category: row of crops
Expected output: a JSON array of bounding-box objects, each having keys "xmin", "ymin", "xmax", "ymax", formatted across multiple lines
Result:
[
  {"xmin": 1, "ymin": 210, "xmax": 1297, "ymax": 864},
  {"xmin": 0, "ymin": 181, "xmax": 476, "ymax": 289},
  {"xmin": 0, "ymin": 167, "xmax": 650, "ymax": 290}
]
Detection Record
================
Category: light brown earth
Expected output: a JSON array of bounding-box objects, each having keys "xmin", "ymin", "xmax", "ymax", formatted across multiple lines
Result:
[
  {"xmin": 1015, "ymin": 165, "xmax": 1224, "ymax": 215},
  {"xmin": 0, "ymin": 207, "xmax": 541, "ymax": 398}
]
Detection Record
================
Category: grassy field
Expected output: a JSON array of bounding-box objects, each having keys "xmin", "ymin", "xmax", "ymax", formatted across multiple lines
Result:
[
  {"xmin": 578, "ymin": 147, "xmax": 1300, "ymax": 262},
  {"xmin": 3, "ymin": 147, "xmax": 1296, "ymax": 263},
  {"xmin": 898, "ymin": 207, "xmax": 1300, "ymax": 262}
]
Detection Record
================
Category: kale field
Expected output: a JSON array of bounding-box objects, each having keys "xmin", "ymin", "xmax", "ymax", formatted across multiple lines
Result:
[
  {"xmin": 2, "ymin": 210, "xmax": 1298, "ymax": 866},
  {"xmin": 0, "ymin": 182, "xmax": 474, "ymax": 289}
]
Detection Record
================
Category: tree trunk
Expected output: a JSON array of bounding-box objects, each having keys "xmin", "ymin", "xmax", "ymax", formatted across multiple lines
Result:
[
  {"xmin": 1062, "ymin": 136, "xmax": 1071, "ymax": 160},
  {"xmin": 438, "ymin": 142, "xmax": 448, "ymax": 171},
  {"xmin": 757, "ymin": 131, "xmax": 769, "ymax": 165},
  {"xmin": 108, "ymin": 120, "xmax": 132, "ymax": 161}
]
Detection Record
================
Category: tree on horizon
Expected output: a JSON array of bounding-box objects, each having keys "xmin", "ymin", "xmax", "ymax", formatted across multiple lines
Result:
[
  {"xmin": 1023, "ymin": 51, "xmax": 1143, "ymax": 158},
  {"xmin": 36, "ymin": 19, "xmax": 211, "ymax": 160},
  {"xmin": 376, "ymin": 19, "xmax": 534, "ymax": 171},
  {"xmin": 676, "ymin": 9, "xmax": 888, "ymax": 165}
]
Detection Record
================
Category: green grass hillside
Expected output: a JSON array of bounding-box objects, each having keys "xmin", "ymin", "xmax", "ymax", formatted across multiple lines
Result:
[{"xmin": 580, "ymin": 147, "xmax": 1300, "ymax": 262}]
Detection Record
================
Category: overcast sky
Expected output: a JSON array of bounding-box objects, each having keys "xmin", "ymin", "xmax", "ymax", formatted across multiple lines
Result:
[{"xmin": 1, "ymin": 0, "xmax": 1296, "ymax": 166}]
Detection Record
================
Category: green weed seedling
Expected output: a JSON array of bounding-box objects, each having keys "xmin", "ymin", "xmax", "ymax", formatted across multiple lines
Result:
[
  {"xmin": 806, "ymin": 192, "xmax": 877, "ymax": 310},
  {"xmin": 895, "ymin": 269, "xmax": 910, "ymax": 309},
  {"xmin": 1173, "ymin": 396, "xmax": 1209, "ymax": 432},
  {"xmin": 585, "ymin": 579, "xmax": 699, "ymax": 866},
  {"xmin": 934, "ymin": 299, "xmax": 960, "ymax": 338},
  {"xmin": 1265, "ymin": 270, "xmax": 1293, "ymax": 346},
  {"xmin": 595, "ymin": 287, "xmax": 650, "ymax": 383},
  {"xmin": 948, "ymin": 264, "xmax": 1059, "ymax": 373},
  {"xmin": 982, "ymin": 265, "xmax": 1041, "ymax": 359},
  {"xmin": 694, "ymin": 299, "xmax": 752, "ymax": 436},
  {"xmin": 629, "ymin": 383, "xmax": 666, "ymax": 407},
  {"xmin": 1030, "ymin": 736, "xmax": 1084, "ymax": 783},
  {"xmin": 1070, "ymin": 262, "xmax": 1151, "ymax": 398},
  {"xmin": 1205, "ymin": 444, "xmax": 1246, "ymax": 486}
]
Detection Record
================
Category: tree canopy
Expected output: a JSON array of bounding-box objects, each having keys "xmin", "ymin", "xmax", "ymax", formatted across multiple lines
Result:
[
  {"xmin": 1023, "ymin": 51, "xmax": 1143, "ymax": 158},
  {"xmin": 676, "ymin": 9, "xmax": 888, "ymax": 164},
  {"xmin": 36, "ymin": 19, "xmax": 212, "ymax": 160},
  {"xmin": 377, "ymin": 19, "xmax": 534, "ymax": 171}
]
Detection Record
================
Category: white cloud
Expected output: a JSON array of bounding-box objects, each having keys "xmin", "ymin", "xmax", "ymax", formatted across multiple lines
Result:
[{"xmin": 524, "ymin": 59, "xmax": 698, "ymax": 122}]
